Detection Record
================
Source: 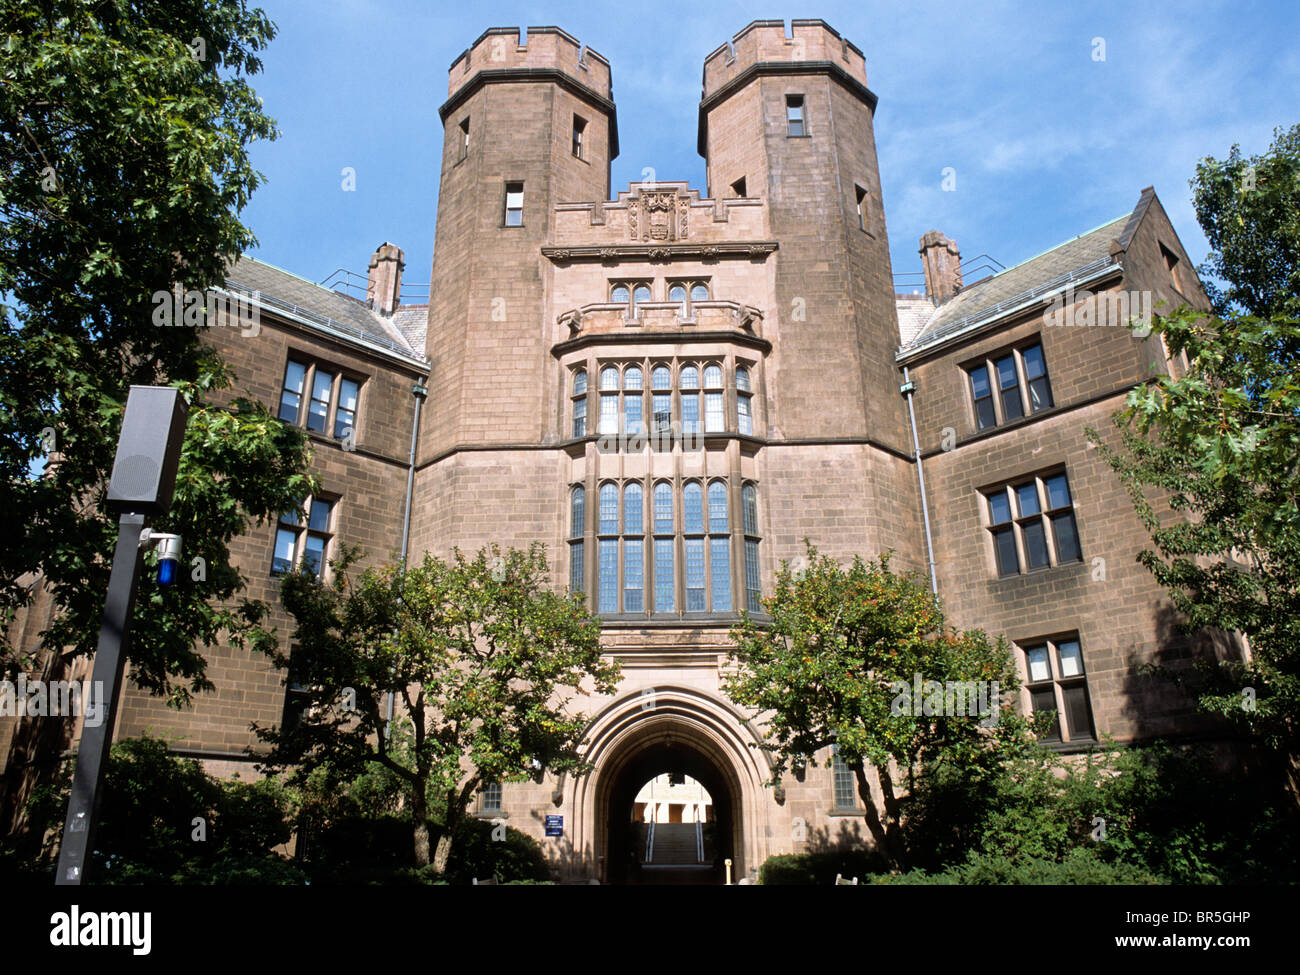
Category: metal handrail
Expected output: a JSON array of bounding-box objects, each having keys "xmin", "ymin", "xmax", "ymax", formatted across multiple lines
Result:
[
  {"xmin": 695, "ymin": 821, "xmax": 704, "ymax": 863},
  {"xmin": 645, "ymin": 820, "xmax": 655, "ymax": 863},
  {"xmin": 913, "ymin": 256, "xmax": 1118, "ymax": 348}
]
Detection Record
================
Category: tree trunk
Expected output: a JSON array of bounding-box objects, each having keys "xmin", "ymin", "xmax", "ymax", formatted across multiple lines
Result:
[
  {"xmin": 411, "ymin": 785, "xmax": 431, "ymax": 868},
  {"xmin": 853, "ymin": 763, "xmax": 904, "ymax": 870},
  {"xmin": 433, "ymin": 830, "xmax": 453, "ymax": 875}
]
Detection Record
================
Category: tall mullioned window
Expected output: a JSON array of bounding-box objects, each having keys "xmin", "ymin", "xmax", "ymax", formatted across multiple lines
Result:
[
  {"xmin": 1021, "ymin": 635, "xmax": 1095, "ymax": 744},
  {"xmin": 568, "ymin": 479, "xmax": 759, "ymax": 617},
  {"xmin": 965, "ymin": 341, "xmax": 1054, "ymax": 431},
  {"xmin": 984, "ymin": 470, "xmax": 1082, "ymax": 577},
  {"xmin": 786, "ymin": 94, "xmax": 806, "ymax": 137}
]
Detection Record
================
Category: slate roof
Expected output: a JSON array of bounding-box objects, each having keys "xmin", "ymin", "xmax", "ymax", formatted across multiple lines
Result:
[
  {"xmin": 896, "ymin": 190, "xmax": 1154, "ymax": 358},
  {"xmin": 390, "ymin": 305, "xmax": 429, "ymax": 357},
  {"xmin": 224, "ymin": 256, "xmax": 426, "ymax": 362}
]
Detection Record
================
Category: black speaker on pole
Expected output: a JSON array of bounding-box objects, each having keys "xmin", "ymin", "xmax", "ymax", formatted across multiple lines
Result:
[{"xmin": 106, "ymin": 385, "xmax": 189, "ymax": 515}]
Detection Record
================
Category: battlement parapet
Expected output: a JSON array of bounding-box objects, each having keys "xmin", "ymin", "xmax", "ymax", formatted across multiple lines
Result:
[
  {"xmin": 447, "ymin": 26, "xmax": 612, "ymax": 101},
  {"xmin": 701, "ymin": 19, "xmax": 865, "ymax": 99}
]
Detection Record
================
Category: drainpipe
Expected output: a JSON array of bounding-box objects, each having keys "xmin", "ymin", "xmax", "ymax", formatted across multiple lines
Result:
[
  {"xmin": 388, "ymin": 378, "xmax": 428, "ymax": 735},
  {"xmin": 900, "ymin": 367, "xmax": 938, "ymax": 595}
]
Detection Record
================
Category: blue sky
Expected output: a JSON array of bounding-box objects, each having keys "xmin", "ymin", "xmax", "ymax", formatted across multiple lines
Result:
[{"xmin": 237, "ymin": 0, "xmax": 1299, "ymax": 295}]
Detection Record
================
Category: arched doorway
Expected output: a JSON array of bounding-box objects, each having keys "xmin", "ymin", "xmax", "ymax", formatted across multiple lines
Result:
[{"xmin": 570, "ymin": 686, "xmax": 772, "ymax": 885}]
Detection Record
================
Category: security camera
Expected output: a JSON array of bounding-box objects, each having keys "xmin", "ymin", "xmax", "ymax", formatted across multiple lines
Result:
[{"xmin": 139, "ymin": 529, "xmax": 183, "ymax": 586}]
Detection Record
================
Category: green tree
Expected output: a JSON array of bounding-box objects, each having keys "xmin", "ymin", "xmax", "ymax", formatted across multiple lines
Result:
[
  {"xmin": 254, "ymin": 544, "xmax": 620, "ymax": 874},
  {"xmin": 0, "ymin": 0, "xmax": 292, "ymax": 700},
  {"xmin": 1087, "ymin": 125, "xmax": 1300, "ymax": 789},
  {"xmin": 724, "ymin": 545, "xmax": 1027, "ymax": 869}
]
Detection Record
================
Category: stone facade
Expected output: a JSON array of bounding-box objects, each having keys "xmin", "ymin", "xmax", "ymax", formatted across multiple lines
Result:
[{"xmin": 2, "ymin": 19, "xmax": 1234, "ymax": 883}]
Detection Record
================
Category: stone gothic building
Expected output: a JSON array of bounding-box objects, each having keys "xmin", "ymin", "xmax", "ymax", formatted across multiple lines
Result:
[{"xmin": 3, "ymin": 20, "xmax": 1225, "ymax": 882}]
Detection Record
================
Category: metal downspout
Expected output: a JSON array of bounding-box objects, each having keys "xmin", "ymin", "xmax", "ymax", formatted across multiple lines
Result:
[{"xmin": 902, "ymin": 367, "xmax": 938, "ymax": 595}]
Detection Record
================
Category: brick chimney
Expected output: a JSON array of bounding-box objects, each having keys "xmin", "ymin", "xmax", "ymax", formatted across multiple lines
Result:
[
  {"xmin": 919, "ymin": 231, "xmax": 962, "ymax": 303},
  {"xmin": 367, "ymin": 242, "xmax": 404, "ymax": 316}
]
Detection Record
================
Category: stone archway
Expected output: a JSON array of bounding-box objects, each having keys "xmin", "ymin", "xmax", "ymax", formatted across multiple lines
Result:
[{"xmin": 569, "ymin": 686, "xmax": 772, "ymax": 884}]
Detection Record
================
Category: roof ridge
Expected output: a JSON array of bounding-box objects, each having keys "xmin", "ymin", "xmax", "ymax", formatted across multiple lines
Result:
[{"xmin": 957, "ymin": 213, "xmax": 1128, "ymax": 291}]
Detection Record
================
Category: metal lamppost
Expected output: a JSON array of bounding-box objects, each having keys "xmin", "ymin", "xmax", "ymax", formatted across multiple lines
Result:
[{"xmin": 54, "ymin": 385, "xmax": 188, "ymax": 886}]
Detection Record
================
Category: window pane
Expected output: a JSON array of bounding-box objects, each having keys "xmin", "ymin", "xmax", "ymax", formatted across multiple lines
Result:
[
  {"xmin": 1052, "ymin": 512, "xmax": 1081, "ymax": 563},
  {"xmin": 599, "ymin": 395, "xmax": 618, "ymax": 434},
  {"xmin": 600, "ymin": 367, "xmax": 620, "ymax": 390},
  {"xmin": 625, "ymin": 367, "xmax": 643, "ymax": 390},
  {"xmin": 623, "ymin": 539, "xmax": 644, "ymax": 613},
  {"xmin": 303, "ymin": 533, "xmax": 326, "ymax": 577},
  {"xmin": 1045, "ymin": 474, "xmax": 1071, "ymax": 510},
  {"xmin": 623, "ymin": 484, "xmax": 643, "ymax": 534},
  {"xmin": 633, "ymin": 285, "xmax": 651, "ymax": 303},
  {"xmin": 571, "ymin": 486, "xmax": 585, "ymax": 538},
  {"xmin": 1022, "ymin": 344, "xmax": 1047, "ymax": 380},
  {"xmin": 996, "ymin": 355, "xmax": 1023, "ymax": 420},
  {"xmin": 708, "ymin": 481, "xmax": 728, "ymax": 533},
  {"xmin": 573, "ymin": 397, "xmax": 586, "ymax": 438},
  {"xmin": 599, "ymin": 484, "xmax": 618, "ymax": 534},
  {"xmin": 987, "ymin": 492, "xmax": 1012, "ymax": 525},
  {"xmin": 611, "ymin": 285, "xmax": 629, "ymax": 303},
  {"xmin": 1029, "ymin": 375, "xmax": 1054, "ymax": 411},
  {"xmin": 273, "ymin": 528, "xmax": 296, "ymax": 573},
  {"xmin": 279, "ymin": 361, "xmax": 307, "ymax": 421},
  {"xmin": 505, "ymin": 187, "xmax": 523, "ymax": 208},
  {"xmin": 745, "ymin": 539, "xmax": 761, "ymax": 611},
  {"xmin": 703, "ymin": 364, "xmax": 723, "ymax": 388},
  {"xmin": 598, "ymin": 540, "xmax": 617, "ymax": 612},
  {"xmin": 654, "ymin": 483, "xmax": 673, "ymax": 533},
  {"xmin": 685, "ymin": 538, "xmax": 705, "ymax": 611},
  {"xmin": 742, "ymin": 485, "xmax": 758, "ymax": 536},
  {"xmin": 738, "ymin": 395, "xmax": 752, "ymax": 435},
  {"xmin": 652, "ymin": 393, "xmax": 671, "ymax": 430},
  {"xmin": 1062, "ymin": 682, "xmax": 1094, "ymax": 740},
  {"xmin": 1057, "ymin": 639, "xmax": 1084, "ymax": 677},
  {"xmin": 832, "ymin": 745, "xmax": 855, "ymax": 808},
  {"xmin": 309, "ymin": 499, "xmax": 331, "ymax": 532},
  {"xmin": 1022, "ymin": 520, "xmax": 1049, "ymax": 568},
  {"xmin": 308, "ymin": 369, "xmax": 334, "ymax": 433},
  {"xmin": 1026, "ymin": 646, "xmax": 1051, "ymax": 682},
  {"xmin": 482, "ymin": 782, "xmax": 502, "ymax": 812},
  {"xmin": 681, "ymin": 395, "xmax": 699, "ymax": 434},
  {"xmin": 993, "ymin": 526, "xmax": 1018, "ymax": 576},
  {"xmin": 574, "ymin": 369, "xmax": 588, "ymax": 395},
  {"xmin": 684, "ymin": 482, "xmax": 703, "ymax": 533},
  {"xmin": 691, "ymin": 283, "xmax": 709, "ymax": 302},
  {"xmin": 1030, "ymin": 687, "xmax": 1060, "ymax": 740},
  {"xmin": 651, "ymin": 366, "xmax": 671, "ymax": 389},
  {"xmin": 736, "ymin": 367, "xmax": 750, "ymax": 392},
  {"xmin": 338, "ymin": 377, "xmax": 359, "ymax": 414},
  {"xmin": 623, "ymin": 394, "xmax": 642, "ymax": 434},
  {"xmin": 710, "ymin": 537, "xmax": 731, "ymax": 612},
  {"xmin": 1015, "ymin": 483, "xmax": 1040, "ymax": 517},
  {"xmin": 334, "ymin": 406, "xmax": 355, "ymax": 440},
  {"xmin": 669, "ymin": 285, "xmax": 687, "ymax": 302},
  {"xmin": 969, "ymin": 365, "xmax": 991, "ymax": 399},
  {"xmin": 705, "ymin": 392, "xmax": 724, "ymax": 432},
  {"xmin": 654, "ymin": 538, "xmax": 674, "ymax": 612},
  {"xmin": 975, "ymin": 397, "xmax": 996, "ymax": 430},
  {"xmin": 680, "ymin": 366, "xmax": 699, "ymax": 389},
  {"xmin": 569, "ymin": 540, "xmax": 584, "ymax": 593}
]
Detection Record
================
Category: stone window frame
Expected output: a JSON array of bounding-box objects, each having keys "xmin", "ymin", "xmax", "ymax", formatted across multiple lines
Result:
[
  {"xmin": 572, "ymin": 114, "xmax": 587, "ymax": 160},
  {"xmin": 785, "ymin": 93, "xmax": 807, "ymax": 138},
  {"xmin": 608, "ymin": 278, "xmax": 654, "ymax": 320},
  {"xmin": 478, "ymin": 780, "xmax": 504, "ymax": 815},
  {"xmin": 278, "ymin": 356, "xmax": 365, "ymax": 444},
  {"xmin": 570, "ymin": 475, "xmax": 755, "ymax": 620},
  {"xmin": 1017, "ymin": 633, "xmax": 1096, "ymax": 745},
  {"xmin": 457, "ymin": 116, "xmax": 469, "ymax": 162},
  {"xmin": 503, "ymin": 180, "xmax": 524, "ymax": 227},
  {"xmin": 272, "ymin": 493, "xmax": 337, "ymax": 580},
  {"xmin": 573, "ymin": 355, "xmax": 757, "ymax": 445},
  {"xmin": 962, "ymin": 339, "xmax": 1054, "ymax": 432},
  {"xmin": 854, "ymin": 183, "xmax": 870, "ymax": 233},
  {"xmin": 982, "ymin": 468, "xmax": 1083, "ymax": 578},
  {"xmin": 829, "ymin": 743, "xmax": 861, "ymax": 813},
  {"xmin": 666, "ymin": 278, "xmax": 712, "ymax": 321}
]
